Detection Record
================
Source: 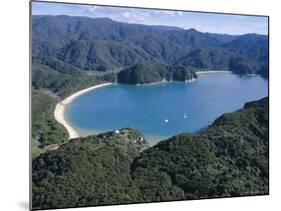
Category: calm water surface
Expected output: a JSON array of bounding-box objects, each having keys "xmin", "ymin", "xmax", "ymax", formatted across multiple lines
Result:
[{"xmin": 65, "ymin": 73, "xmax": 268, "ymax": 144}]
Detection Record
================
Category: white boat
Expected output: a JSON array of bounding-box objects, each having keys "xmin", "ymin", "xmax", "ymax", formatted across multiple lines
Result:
[
  {"xmin": 164, "ymin": 119, "xmax": 169, "ymax": 123},
  {"xmin": 184, "ymin": 113, "xmax": 187, "ymax": 119}
]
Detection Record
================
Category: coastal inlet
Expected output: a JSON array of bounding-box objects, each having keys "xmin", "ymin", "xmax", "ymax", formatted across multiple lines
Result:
[{"xmin": 60, "ymin": 73, "xmax": 268, "ymax": 144}]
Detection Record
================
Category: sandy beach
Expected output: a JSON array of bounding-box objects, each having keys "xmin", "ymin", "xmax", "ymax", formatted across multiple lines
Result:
[
  {"xmin": 53, "ymin": 71, "xmax": 230, "ymax": 140},
  {"xmin": 54, "ymin": 83, "xmax": 113, "ymax": 140},
  {"xmin": 196, "ymin": 70, "xmax": 232, "ymax": 74}
]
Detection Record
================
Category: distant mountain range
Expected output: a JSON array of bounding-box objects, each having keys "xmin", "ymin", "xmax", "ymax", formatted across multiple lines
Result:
[
  {"xmin": 32, "ymin": 15, "xmax": 268, "ymax": 77},
  {"xmin": 31, "ymin": 15, "xmax": 269, "ymax": 209}
]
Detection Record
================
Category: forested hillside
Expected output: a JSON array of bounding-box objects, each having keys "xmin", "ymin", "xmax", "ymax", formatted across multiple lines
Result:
[
  {"xmin": 118, "ymin": 63, "xmax": 198, "ymax": 84},
  {"xmin": 31, "ymin": 15, "xmax": 269, "ymax": 209},
  {"xmin": 32, "ymin": 89, "xmax": 68, "ymax": 158},
  {"xmin": 32, "ymin": 15, "xmax": 268, "ymax": 83},
  {"xmin": 32, "ymin": 97, "xmax": 268, "ymax": 209}
]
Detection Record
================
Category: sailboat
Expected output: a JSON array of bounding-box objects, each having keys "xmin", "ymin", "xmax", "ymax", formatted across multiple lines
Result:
[{"xmin": 184, "ymin": 113, "xmax": 187, "ymax": 119}]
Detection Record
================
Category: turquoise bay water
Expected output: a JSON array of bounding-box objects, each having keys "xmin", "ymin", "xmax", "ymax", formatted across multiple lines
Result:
[{"xmin": 65, "ymin": 73, "xmax": 268, "ymax": 144}]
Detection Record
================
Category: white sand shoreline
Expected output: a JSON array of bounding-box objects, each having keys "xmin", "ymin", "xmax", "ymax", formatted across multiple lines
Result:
[
  {"xmin": 52, "ymin": 70, "xmax": 242, "ymax": 140},
  {"xmin": 196, "ymin": 70, "xmax": 232, "ymax": 74},
  {"xmin": 54, "ymin": 83, "xmax": 114, "ymax": 140},
  {"xmin": 135, "ymin": 78, "xmax": 198, "ymax": 86}
]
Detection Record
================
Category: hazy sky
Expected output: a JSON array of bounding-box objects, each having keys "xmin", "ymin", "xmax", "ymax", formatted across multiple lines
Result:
[{"xmin": 32, "ymin": 1, "xmax": 268, "ymax": 35}]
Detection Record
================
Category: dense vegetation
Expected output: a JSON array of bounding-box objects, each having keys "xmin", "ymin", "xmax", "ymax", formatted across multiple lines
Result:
[
  {"xmin": 118, "ymin": 63, "xmax": 197, "ymax": 84},
  {"xmin": 32, "ymin": 97, "xmax": 268, "ymax": 209},
  {"xmin": 131, "ymin": 97, "xmax": 268, "ymax": 201},
  {"xmin": 32, "ymin": 128, "xmax": 150, "ymax": 209},
  {"xmin": 32, "ymin": 64, "xmax": 116, "ymax": 98},
  {"xmin": 32, "ymin": 89, "xmax": 68, "ymax": 158},
  {"xmin": 32, "ymin": 15, "xmax": 268, "ymax": 79},
  {"xmin": 31, "ymin": 15, "xmax": 269, "ymax": 209}
]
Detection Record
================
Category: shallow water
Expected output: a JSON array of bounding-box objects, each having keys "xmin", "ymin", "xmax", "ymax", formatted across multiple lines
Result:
[{"xmin": 65, "ymin": 73, "xmax": 268, "ymax": 144}]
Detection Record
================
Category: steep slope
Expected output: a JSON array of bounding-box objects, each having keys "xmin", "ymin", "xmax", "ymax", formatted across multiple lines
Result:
[
  {"xmin": 117, "ymin": 63, "xmax": 197, "ymax": 84},
  {"xmin": 32, "ymin": 89, "xmax": 68, "ymax": 158},
  {"xmin": 32, "ymin": 97, "xmax": 268, "ymax": 209},
  {"xmin": 223, "ymin": 34, "xmax": 268, "ymax": 60},
  {"xmin": 131, "ymin": 97, "xmax": 268, "ymax": 201},
  {"xmin": 32, "ymin": 128, "xmax": 150, "ymax": 209},
  {"xmin": 175, "ymin": 48, "xmax": 231, "ymax": 70},
  {"xmin": 32, "ymin": 15, "xmax": 268, "ymax": 77}
]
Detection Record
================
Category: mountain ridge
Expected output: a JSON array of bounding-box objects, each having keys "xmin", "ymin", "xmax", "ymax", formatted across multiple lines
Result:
[{"xmin": 32, "ymin": 15, "xmax": 268, "ymax": 76}]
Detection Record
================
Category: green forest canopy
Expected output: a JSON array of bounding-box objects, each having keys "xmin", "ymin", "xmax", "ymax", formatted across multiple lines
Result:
[{"xmin": 32, "ymin": 97, "xmax": 269, "ymax": 209}]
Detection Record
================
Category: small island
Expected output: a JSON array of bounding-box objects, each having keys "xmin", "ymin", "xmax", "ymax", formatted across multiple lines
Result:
[
  {"xmin": 117, "ymin": 63, "xmax": 198, "ymax": 84},
  {"xmin": 31, "ymin": 3, "xmax": 269, "ymax": 210}
]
